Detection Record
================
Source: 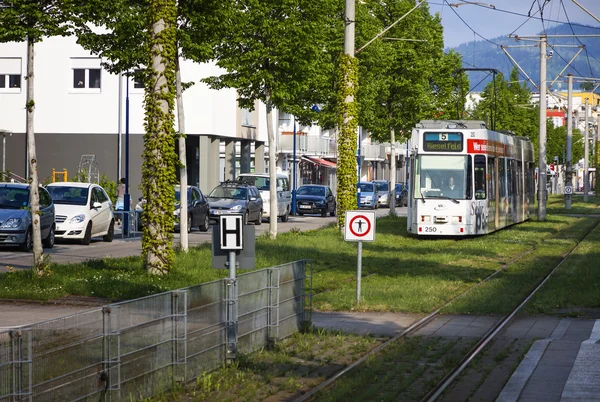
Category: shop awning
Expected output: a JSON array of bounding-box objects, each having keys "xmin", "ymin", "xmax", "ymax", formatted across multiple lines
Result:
[{"xmin": 301, "ymin": 156, "xmax": 337, "ymax": 168}]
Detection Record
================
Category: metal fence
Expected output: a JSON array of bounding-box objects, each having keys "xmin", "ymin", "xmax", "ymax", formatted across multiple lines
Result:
[{"xmin": 0, "ymin": 260, "xmax": 312, "ymax": 402}]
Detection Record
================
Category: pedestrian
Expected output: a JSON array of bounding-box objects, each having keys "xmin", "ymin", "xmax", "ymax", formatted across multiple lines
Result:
[{"xmin": 116, "ymin": 178, "xmax": 126, "ymax": 225}]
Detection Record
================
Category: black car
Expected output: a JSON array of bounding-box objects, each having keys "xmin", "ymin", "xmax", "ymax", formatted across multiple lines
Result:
[
  {"xmin": 174, "ymin": 185, "xmax": 210, "ymax": 232},
  {"xmin": 295, "ymin": 185, "xmax": 336, "ymax": 217},
  {"xmin": 207, "ymin": 181, "xmax": 263, "ymax": 225},
  {"xmin": 135, "ymin": 185, "xmax": 210, "ymax": 232},
  {"xmin": 394, "ymin": 183, "xmax": 408, "ymax": 207}
]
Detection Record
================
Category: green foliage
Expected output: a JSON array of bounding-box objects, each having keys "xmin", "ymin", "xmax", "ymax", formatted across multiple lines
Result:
[
  {"xmin": 336, "ymin": 54, "xmax": 359, "ymax": 229},
  {"xmin": 356, "ymin": 0, "xmax": 466, "ymax": 143},
  {"xmin": 0, "ymin": 0, "xmax": 76, "ymax": 43},
  {"xmin": 141, "ymin": 0, "xmax": 178, "ymax": 275},
  {"xmin": 203, "ymin": 0, "xmax": 340, "ymax": 120}
]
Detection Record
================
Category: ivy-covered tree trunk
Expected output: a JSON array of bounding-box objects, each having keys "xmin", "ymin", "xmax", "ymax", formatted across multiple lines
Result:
[
  {"xmin": 266, "ymin": 90, "xmax": 277, "ymax": 238},
  {"xmin": 175, "ymin": 50, "xmax": 188, "ymax": 251},
  {"xmin": 142, "ymin": 0, "xmax": 178, "ymax": 275},
  {"xmin": 337, "ymin": 54, "xmax": 359, "ymax": 229},
  {"xmin": 26, "ymin": 36, "xmax": 45, "ymax": 274}
]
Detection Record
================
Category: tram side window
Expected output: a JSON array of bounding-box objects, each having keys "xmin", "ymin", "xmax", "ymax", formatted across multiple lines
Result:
[
  {"xmin": 507, "ymin": 160, "xmax": 514, "ymax": 196},
  {"xmin": 498, "ymin": 158, "xmax": 506, "ymax": 198},
  {"xmin": 474, "ymin": 155, "xmax": 486, "ymax": 199},
  {"xmin": 516, "ymin": 161, "xmax": 523, "ymax": 195},
  {"xmin": 488, "ymin": 157, "xmax": 495, "ymax": 200}
]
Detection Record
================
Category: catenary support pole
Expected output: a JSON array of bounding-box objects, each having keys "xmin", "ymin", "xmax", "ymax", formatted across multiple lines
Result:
[
  {"xmin": 584, "ymin": 98, "xmax": 589, "ymax": 202},
  {"xmin": 566, "ymin": 74, "xmax": 573, "ymax": 209},
  {"xmin": 538, "ymin": 35, "xmax": 548, "ymax": 221}
]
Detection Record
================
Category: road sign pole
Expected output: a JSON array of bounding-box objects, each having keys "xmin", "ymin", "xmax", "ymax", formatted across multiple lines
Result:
[
  {"xmin": 356, "ymin": 241, "xmax": 362, "ymax": 303},
  {"xmin": 227, "ymin": 251, "xmax": 238, "ymax": 363}
]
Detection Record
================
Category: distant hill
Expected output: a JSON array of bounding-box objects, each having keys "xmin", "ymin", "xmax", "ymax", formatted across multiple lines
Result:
[{"xmin": 449, "ymin": 23, "xmax": 600, "ymax": 93}]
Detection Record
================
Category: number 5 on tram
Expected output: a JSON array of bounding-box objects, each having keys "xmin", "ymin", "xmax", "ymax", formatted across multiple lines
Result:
[{"xmin": 407, "ymin": 120, "xmax": 536, "ymax": 236}]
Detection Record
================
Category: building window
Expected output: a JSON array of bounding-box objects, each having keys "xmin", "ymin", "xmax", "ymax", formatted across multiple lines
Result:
[
  {"xmin": 242, "ymin": 108, "xmax": 255, "ymax": 127},
  {"xmin": 0, "ymin": 74, "xmax": 21, "ymax": 88},
  {"xmin": 0, "ymin": 58, "xmax": 22, "ymax": 92},
  {"xmin": 133, "ymin": 69, "xmax": 144, "ymax": 89},
  {"xmin": 73, "ymin": 68, "xmax": 101, "ymax": 89}
]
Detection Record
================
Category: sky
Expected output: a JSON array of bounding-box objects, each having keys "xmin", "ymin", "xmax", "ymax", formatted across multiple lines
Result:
[{"xmin": 427, "ymin": 0, "xmax": 600, "ymax": 48}]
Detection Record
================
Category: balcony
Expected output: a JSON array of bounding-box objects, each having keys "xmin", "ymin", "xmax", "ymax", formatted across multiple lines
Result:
[{"xmin": 277, "ymin": 132, "xmax": 337, "ymax": 158}]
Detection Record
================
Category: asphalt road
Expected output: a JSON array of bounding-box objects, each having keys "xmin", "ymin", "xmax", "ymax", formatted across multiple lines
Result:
[{"xmin": 1, "ymin": 207, "xmax": 407, "ymax": 272}]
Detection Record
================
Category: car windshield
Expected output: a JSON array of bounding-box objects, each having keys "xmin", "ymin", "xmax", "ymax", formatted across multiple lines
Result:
[
  {"xmin": 297, "ymin": 186, "xmax": 324, "ymax": 196},
  {"xmin": 239, "ymin": 176, "xmax": 269, "ymax": 191},
  {"xmin": 358, "ymin": 183, "xmax": 374, "ymax": 192},
  {"xmin": 374, "ymin": 182, "xmax": 389, "ymax": 192},
  {"xmin": 48, "ymin": 186, "xmax": 88, "ymax": 206},
  {"xmin": 209, "ymin": 186, "xmax": 247, "ymax": 200},
  {"xmin": 395, "ymin": 184, "xmax": 403, "ymax": 191},
  {"xmin": 0, "ymin": 188, "xmax": 29, "ymax": 209}
]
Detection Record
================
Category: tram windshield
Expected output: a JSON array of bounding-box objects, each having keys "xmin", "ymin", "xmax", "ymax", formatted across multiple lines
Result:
[{"xmin": 414, "ymin": 155, "xmax": 471, "ymax": 201}]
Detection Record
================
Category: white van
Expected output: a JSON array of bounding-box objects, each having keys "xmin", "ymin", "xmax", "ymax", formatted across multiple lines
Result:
[{"xmin": 237, "ymin": 172, "xmax": 291, "ymax": 222}]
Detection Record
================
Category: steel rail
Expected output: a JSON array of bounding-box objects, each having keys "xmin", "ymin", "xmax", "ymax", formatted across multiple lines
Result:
[
  {"xmin": 294, "ymin": 245, "xmax": 538, "ymax": 402},
  {"xmin": 422, "ymin": 220, "xmax": 600, "ymax": 402}
]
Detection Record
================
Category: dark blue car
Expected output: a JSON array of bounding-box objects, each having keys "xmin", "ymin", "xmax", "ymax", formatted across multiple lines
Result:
[{"xmin": 295, "ymin": 185, "xmax": 336, "ymax": 217}]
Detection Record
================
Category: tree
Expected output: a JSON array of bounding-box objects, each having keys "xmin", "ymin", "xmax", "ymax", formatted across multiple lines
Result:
[
  {"xmin": 0, "ymin": 0, "xmax": 75, "ymax": 274},
  {"xmin": 141, "ymin": 0, "xmax": 178, "ymax": 275},
  {"xmin": 204, "ymin": 0, "xmax": 340, "ymax": 238},
  {"xmin": 74, "ymin": 0, "xmax": 230, "ymax": 260},
  {"xmin": 356, "ymin": 0, "xmax": 465, "ymax": 214},
  {"xmin": 473, "ymin": 68, "xmax": 539, "ymax": 153}
]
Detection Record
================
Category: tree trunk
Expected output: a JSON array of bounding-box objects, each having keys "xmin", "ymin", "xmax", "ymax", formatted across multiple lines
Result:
[
  {"xmin": 266, "ymin": 90, "xmax": 277, "ymax": 238},
  {"xmin": 389, "ymin": 122, "xmax": 396, "ymax": 215},
  {"xmin": 26, "ymin": 36, "xmax": 44, "ymax": 274},
  {"xmin": 143, "ymin": 0, "xmax": 177, "ymax": 275},
  {"xmin": 176, "ymin": 49, "xmax": 188, "ymax": 251}
]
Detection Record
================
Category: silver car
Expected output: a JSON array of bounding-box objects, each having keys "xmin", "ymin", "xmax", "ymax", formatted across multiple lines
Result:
[{"xmin": 0, "ymin": 183, "xmax": 56, "ymax": 251}]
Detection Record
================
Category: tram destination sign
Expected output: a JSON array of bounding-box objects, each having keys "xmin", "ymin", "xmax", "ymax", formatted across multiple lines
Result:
[{"xmin": 423, "ymin": 132, "xmax": 463, "ymax": 152}]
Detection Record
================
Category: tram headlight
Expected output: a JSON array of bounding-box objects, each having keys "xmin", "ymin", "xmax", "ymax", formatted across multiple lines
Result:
[
  {"xmin": 452, "ymin": 216, "xmax": 463, "ymax": 223},
  {"xmin": 421, "ymin": 215, "xmax": 431, "ymax": 223}
]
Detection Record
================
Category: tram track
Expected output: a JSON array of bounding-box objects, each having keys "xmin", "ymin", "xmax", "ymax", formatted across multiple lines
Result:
[
  {"xmin": 296, "ymin": 219, "xmax": 600, "ymax": 402},
  {"xmin": 295, "ymin": 245, "xmax": 538, "ymax": 402}
]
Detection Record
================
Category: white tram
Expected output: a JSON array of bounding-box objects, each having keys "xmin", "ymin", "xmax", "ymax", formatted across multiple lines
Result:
[{"xmin": 407, "ymin": 120, "xmax": 535, "ymax": 236}]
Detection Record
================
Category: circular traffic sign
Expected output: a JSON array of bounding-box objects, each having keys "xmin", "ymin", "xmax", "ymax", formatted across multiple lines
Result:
[
  {"xmin": 564, "ymin": 186, "xmax": 573, "ymax": 195},
  {"xmin": 349, "ymin": 214, "xmax": 372, "ymax": 237}
]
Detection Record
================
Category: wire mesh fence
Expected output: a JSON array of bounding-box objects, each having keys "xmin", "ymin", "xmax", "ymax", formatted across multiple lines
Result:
[{"xmin": 0, "ymin": 260, "xmax": 312, "ymax": 402}]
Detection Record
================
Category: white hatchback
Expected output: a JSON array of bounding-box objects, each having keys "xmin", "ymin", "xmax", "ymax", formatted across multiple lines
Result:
[{"xmin": 47, "ymin": 182, "xmax": 115, "ymax": 244}]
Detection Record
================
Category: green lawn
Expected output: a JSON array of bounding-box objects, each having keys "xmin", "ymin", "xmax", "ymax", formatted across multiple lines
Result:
[{"xmin": 2, "ymin": 196, "xmax": 600, "ymax": 315}]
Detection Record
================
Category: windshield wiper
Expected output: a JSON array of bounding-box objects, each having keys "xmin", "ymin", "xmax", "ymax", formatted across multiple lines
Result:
[
  {"xmin": 426, "ymin": 195, "xmax": 460, "ymax": 204},
  {"xmin": 419, "ymin": 189, "xmax": 426, "ymax": 203}
]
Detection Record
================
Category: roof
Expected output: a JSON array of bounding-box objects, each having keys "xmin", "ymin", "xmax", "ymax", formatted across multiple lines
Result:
[
  {"xmin": 46, "ymin": 182, "xmax": 96, "ymax": 188},
  {"xmin": 301, "ymin": 156, "xmax": 337, "ymax": 168}
]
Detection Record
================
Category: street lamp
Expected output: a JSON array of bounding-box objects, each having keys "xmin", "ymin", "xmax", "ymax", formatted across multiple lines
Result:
[{"xmin": 292, "ymin": 115, "xmax": 297, "ymax": 215}]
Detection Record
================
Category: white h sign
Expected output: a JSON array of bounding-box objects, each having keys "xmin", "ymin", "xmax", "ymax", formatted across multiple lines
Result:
[{"xmin": 220, "ymin": 215, "xmax": 243, "ymax": 250}]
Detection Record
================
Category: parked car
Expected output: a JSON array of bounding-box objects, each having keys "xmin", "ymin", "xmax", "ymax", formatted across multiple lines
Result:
[
  {"xmin": 372, "ymin": 180, "xmax": 390, "ymax": 207},
  {"xmin": 358, "ymin": 182, "xmax": 378, "ymax": 209},
  {"xmin": 237, "ymin": 172, "xmax": 291, "ymax": 222},
  {"xmin": 295, "ymin": 185, "xmax": 336, "ymax": 217},
  {"xmin": 0, "ymin": 182, "xmax": 55, "ymax": 251},
  {"xmin": 47, "ymin": 182, "xmax": 114, "ymax": 245},
  {"xmin": 174, "ymin": 185, "xmax": 210, "ymax": 232},
  {"xmin": 394, "ymin": 183, "xmax": 408, "ymax": 207},
  {"xmin": 207, "ymin": 181, "xmax": 263, "ymax": 225},
  {"xmin": 134, "ymin": 185, "xmax": 210, "ymax": 232}
]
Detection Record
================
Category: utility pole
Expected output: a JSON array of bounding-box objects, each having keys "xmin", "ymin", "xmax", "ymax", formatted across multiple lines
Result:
[
  {"xmin": 538, "ymin": 35, "xmax": 547, "ymax": 221},
  {"xmin": 565, "ymin": 74, "xmax": 573, "ymax": 209},
  {"xmin": 584, "ymin": 98, "xmax": 589, "ymax": 202}
]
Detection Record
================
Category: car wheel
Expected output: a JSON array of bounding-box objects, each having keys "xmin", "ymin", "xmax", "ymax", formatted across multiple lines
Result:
[
  {"xmin": 280, "ymin": 207, "xmax": 289, "ymax": 222},
  {"xmin": 19, "ymin": 228, "xmax": 33, "ymax": 252},
  {"xmin": 255, "ymin": 210, "xmax": 263, "ymax": 225},
  {"xmin": 103, "ymin": 220, "xmax": 114, "ymax": 242},
  {"xmin": 200, "ymin": 214, "xmax": 210, "ymax": 232},
  {"xmin": 243, "ymin": 211, "xmax": 249, "ymax": 225},
  {"xmin": 43, "ymin": 224, "xmax": 55, "ymax": 248},
  {"xmin": 187, "ymin": 215, "xmax": 193, "ymax": 233},
  {"xmin": 330, "ymin": 205, "xmax": 336, "ymax": 217},
  {"xmin": 81, "ymin": 223, "xmax": 92, "ymax": 245}
]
